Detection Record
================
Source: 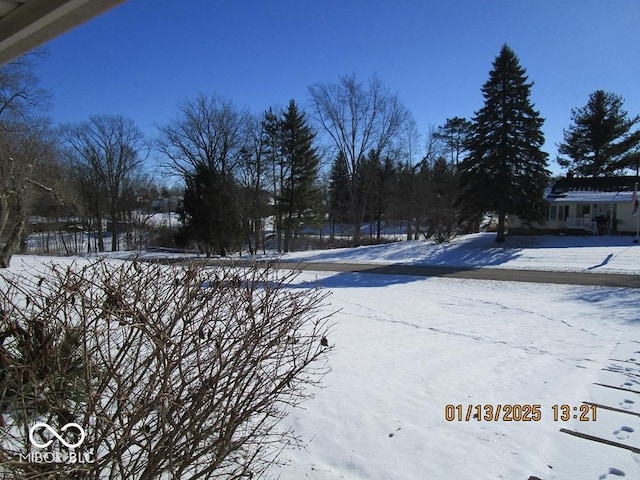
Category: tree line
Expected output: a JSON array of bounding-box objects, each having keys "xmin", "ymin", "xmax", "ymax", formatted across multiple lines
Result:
[{"xmin": 1, "ymin": 44, "xmax": 640, "ymax": 266}]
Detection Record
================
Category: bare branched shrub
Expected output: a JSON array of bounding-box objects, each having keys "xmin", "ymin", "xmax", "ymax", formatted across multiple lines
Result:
[{"xmin": 0, "ymin": 260, "xmax": 333, "ymax": 479}]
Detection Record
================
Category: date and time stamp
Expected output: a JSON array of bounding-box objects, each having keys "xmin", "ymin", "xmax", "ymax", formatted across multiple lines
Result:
[{"xmin": 444, "ymin": 403, "xmax": 597, "ymax": 422}]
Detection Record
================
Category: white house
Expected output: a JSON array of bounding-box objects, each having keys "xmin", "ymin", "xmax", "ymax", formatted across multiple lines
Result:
[{"xmin": 509, "ymin": 176, "xmax": 640, "ymax": 235}]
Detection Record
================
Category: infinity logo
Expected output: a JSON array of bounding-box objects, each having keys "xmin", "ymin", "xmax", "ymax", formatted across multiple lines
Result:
[{"xmin": 29, "ymin": 422, "xmax": 86, "ymax": 449}]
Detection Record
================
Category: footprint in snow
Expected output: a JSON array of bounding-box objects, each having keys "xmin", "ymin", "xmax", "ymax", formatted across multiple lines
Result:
[
  {"xmin": 619, "ymin": 399, "xmax": 635, "ymax": 410},
  {"xmin": 614, "ymin": 426, "xmax": 634, "ymax": 440},
  {"xmin": 599, "ymin": 467, "xmax": 626, "ymax": 479}
]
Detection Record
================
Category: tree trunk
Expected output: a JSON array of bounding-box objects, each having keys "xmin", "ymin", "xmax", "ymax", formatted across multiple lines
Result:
[
  {"xmin": 84, "ymin": 218, "xmax": 92, "ymax": 253},
  {"xmin": 0, "ymin": 195, "xmax": 9, "ymax": 238},
  {"xmin": 246, "ymin": 228, "xmax": 254, "ymax": 256},
  {"xmin": 0, "ymin": 211, "xmax": 27, "ymax": 268},
  {"xmin": 253, "ymin": 217, "xmax": 261, "ymax": 255},
  {"xmin": 283, "ymin": 216, "xmax": 292, "ymax": 253},
  {"xmin": 97, "ymin": 216, "xmax": 105, "ymax": 252},
  {"xmin": 19, "ymin": 225, "xmax": 28, "ymax": 254},
  {"xmin": 352, "ymin": 219, "xmax": 361, "ymax": 245},
  {"xmin": 496, "ymin": 211, "xmax": 507, "ymax": 243},
  {"xmin": 111, "ymin": 208, "xmax": 118, "ymax": 252},
  {"xmin": 60, "ymin": 230, "xmax": 69, "ymax": 254},
  {"xmin": 276, "ymin": 212, "xmax": 283, "ymax": 252}
]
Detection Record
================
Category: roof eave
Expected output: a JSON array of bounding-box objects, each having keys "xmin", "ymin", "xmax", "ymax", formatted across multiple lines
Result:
[{"xmin": 0, "ymin": 0, "xmax": 126, "ymax": 65}]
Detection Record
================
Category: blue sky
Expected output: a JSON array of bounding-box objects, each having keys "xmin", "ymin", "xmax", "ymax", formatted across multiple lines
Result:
[{"xmin": 34, "ymin": 0, "xmax": 640, "ymax": 174}]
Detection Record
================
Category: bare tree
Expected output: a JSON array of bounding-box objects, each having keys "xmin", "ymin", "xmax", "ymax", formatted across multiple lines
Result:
[
  {"xmin": 237, "ymin": 114, "xmax": 271, "ymax": 255},
  {"xmin": 262, "ymin": 107, "xmax": 286, "ymax": 252},
  {"xmin": 0, "ymin": 120, "xmax": 58, "ymax": 267},
  {"xmin": 0, "ymin": 53, "xmax": 53, "ymax": 268},
  {"xmin": 156, "ymin": 94, "xmax": 250, "ymax": 180},
  {"xmin": 63, "ymin": 115, "xmax": 147, "ymax": 252},
  {"xmin": 0, "ymin": 52, "xmax": 50, "ymax": 125},
  {"xmin": 156, "ymin": 95, "xmax": 254, "ymax": 254},
  {"xmin": 0, "ymin": 260, "xmax": 333, "ymax": 479},
  {"xmin": 309, "ymin": 74, "xmax": 409, "ymax": 243}
]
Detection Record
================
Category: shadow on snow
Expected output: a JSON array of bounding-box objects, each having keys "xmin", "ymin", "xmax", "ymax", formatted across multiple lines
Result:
[
  {"xmin": 565, "ymin": 285, "xmax": 640, "ymax": 325},
  {"xmin": 290, "ymin": 270, "xmax": 424, "ymax": 290}
]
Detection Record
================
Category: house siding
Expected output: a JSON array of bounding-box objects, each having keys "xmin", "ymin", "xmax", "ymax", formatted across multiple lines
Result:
[{"xmin": 507, "ymin": 176, "xmax": 640, "ymax": 235}]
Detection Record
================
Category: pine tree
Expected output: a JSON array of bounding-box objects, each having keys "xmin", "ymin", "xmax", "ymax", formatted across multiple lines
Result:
[
  {"xmin": 557, "ymin": 90, "xmax": 640, "ymax": 177},
  {"xmin": 365, "ymin": 151, "xmax": 396, "ymax": 242},
  {"xmin": 458, "ymin": 44, "xmax": 549, "ymax": 243},
  {"xmin": 262, "ymin": 108, "xmax": 285, "ymax": 251},
  {"xmin": 434, "ymin": 117, "xmax": 472, "ymax": 166},
  {"xmin": 177, "ymin": 164, "xmax": 242, "ymax": 256},
  {"xmin": 278, "ymin": 100, "xmax": 321, "ymax": 252},
  {"xmin": 328, "ymin": 152, "xmax": 350, "ymax": 240},
  {"xmin": 423, "ymin": 157, "xmax": 461, "ymax": 243}
]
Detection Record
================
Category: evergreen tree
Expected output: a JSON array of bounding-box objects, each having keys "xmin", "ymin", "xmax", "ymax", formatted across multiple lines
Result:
[
  {"xmin": 177, "ymin": 164, "xmax": 242, "ymax": 256},
  {"xmin": 422, "ymin": 157, "xmax": 461, "ymax": 243},
  {"xmin": 458, "ymin": 44, "xmax": 549, "ymax": 243},
  {"xmin": 365, "ymin": 151, "xmax": 396, "ymax": 241},
  {"xmin": 390, "ymin": 160, "xmax": 422, "ymax": 241},
  {"xmin": 328, "ymin": 152, "xmax": 350, "ymax": 239},
  {"xmin": 262, "ymin": 108, "xmax": 285, "ymax": 251},
  {"xmin": 237, "ymin": 135, "xmax": 271, "ymax": 255},
  {"xmin": 278, "ymin": 100, "xmax": 321, "ymax": 252},
  {"xmin": 557, "ymin": 90, "xmax": 640, "ymax": 177},
  {"xmin": 434, "ymin": 117, "xmax": 472, "ymax": 166}
]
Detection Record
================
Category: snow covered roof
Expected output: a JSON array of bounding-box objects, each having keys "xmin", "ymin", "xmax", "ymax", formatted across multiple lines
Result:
[{"xmin": 546, "ymin": 176, "xmax": 638, "ymax": 203}]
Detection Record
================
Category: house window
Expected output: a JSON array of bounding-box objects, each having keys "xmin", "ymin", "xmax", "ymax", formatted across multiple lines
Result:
[{"xmin": 548, "ymin": 205, "xmax": 568, "ymax": 221}]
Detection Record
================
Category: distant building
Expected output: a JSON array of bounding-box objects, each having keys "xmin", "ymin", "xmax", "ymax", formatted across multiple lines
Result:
[{"xmin": 509, "ymin": 176, "xmax": 640, "ymax": 235}]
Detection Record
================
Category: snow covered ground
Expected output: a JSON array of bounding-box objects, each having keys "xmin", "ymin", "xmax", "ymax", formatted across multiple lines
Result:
[
  {"xmin": 272, "ymin": 271, "xmax": 640, "ymax": 480},
  {"xmin": 282, "ymin": 233, "xmax": 640, "ymax": 275},
  {"xmin": 5, "ymin": 234, "xmax": 640, "ymax": 479},
  {"xmin": 274, "ymin": 234, "xmax": 640, "ymax": 479}
]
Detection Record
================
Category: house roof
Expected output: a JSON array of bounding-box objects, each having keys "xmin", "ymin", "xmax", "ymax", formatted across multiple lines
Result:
[
  {"xmin": 0, "ymin": 0, "xmax": 126, "ymax": 65},
  {"xmin": 547, "ymin": 176, "xmax": 640, "ymax": 204}
]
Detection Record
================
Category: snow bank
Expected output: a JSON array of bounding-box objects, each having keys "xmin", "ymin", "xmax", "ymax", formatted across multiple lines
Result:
[{"xmin": 282, "ymin": 233, "xmax": 640, "ymax": 275}]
